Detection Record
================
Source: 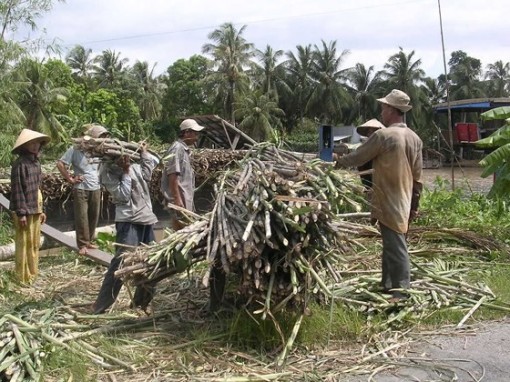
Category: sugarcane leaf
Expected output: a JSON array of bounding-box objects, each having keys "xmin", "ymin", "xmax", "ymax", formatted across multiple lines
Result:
[
  {"xmin": 291, "ymin": 206, "xmax": 313, "ymax": 215},
  {"xmin": 480, "ymin": 106, "xmax": 510, "ymax": 121}
]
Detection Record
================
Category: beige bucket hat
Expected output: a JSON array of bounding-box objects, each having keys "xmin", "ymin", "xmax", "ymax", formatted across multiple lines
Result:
[
  {"xmin": 377, "ymin": 89, "xmax": 412, "ymax": 112},
  {"xmin": 180, "ymin": 119, "xmax": 204, "ymax": 132},
  {"xmin": 83, "ymin": 123, "xmax": 109, "ymax": 138},
  {"xmin": 12, "ymin": 129, "xmax": 51, "ymax": 153},
  {"xmin": 356, "ymin": 118, "xmax": 385, "ymax": 137}
]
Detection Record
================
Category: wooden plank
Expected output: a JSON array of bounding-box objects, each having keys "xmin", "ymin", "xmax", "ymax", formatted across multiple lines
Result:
[{"xmin": 0, "ymin": 193, "xmax": 111, "ymax": 266}]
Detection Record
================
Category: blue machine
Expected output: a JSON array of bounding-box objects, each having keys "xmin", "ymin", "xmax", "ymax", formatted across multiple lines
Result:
[{"xmin": 318, "ymin": 124, "xmax": 334, "ymax": 161}]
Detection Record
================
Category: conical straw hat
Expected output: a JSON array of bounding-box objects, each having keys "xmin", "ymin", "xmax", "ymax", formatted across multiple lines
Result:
[
  {"xmin": 356, "ymin": 119, "xmax": 385, "ymax": 137},
  {"xmin": 12, "ymin": 129, "xmax": 51, "ymax": 153}
]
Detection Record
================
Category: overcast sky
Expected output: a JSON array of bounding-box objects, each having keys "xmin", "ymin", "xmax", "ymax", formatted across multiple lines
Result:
[{"xmin": 19, "ymin": 0, "xmax": 510, "ymax": 78}]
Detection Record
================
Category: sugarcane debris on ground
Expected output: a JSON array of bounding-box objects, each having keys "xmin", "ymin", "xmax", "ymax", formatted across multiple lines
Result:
[{"xmin": 0, "ymin": 232, "xmax": 508, "ymax": 381}]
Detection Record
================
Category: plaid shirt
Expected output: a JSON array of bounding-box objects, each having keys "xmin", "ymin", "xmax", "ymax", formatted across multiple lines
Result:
[{"xmin": 10, "ymin": 154, "xmax": 43, "ymax": 216}]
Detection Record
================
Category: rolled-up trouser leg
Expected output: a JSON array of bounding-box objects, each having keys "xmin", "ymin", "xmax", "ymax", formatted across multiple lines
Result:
[
  {"xmin": 380, "ymin": 223, "xmax": 410, "ymax": 297},
  {"xmin": 93, "ymin": 255, "xmax": 123, "ymax": 313},
  {"xmin": 73, "ymin": 189, "xmax": 90, "ymax": 249},
  {"xmin": 87, "ymin": 189, "xmax": 102, "ymax": 242}
]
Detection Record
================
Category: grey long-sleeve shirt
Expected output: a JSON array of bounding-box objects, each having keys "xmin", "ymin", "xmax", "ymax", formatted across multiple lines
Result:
[{"xmin": 100, "ymin": 152, "xmax": 159, "ymax": 225}]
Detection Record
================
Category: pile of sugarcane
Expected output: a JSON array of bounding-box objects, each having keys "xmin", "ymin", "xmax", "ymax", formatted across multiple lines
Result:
[
  {"xmin": 72, "ymin": 137, "xmax": 150, "ymax": 161},
  {"xmin": 118, "ymin": 143, "xmax": 374, "ymax": 311},
  {"xmin": 0, "ymin": 173, "xmax": 73, "ymax": 202},
  {"xmin": 0, "ymin": 308, "xmax": 135, "ymax": 380},
  {"xmin": 192, "ymin": 148, "xmax": 247, "ymax": 181}
]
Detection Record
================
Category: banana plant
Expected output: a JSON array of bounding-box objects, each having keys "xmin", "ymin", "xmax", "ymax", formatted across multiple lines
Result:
[{"xmin": 476, "ymin": 106, "xmax": 510, "ymax": 197}]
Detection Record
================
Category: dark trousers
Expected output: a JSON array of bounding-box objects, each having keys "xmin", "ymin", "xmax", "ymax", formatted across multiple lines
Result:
[
  {"xmin": 380, "ymin": 223, "xmax": 410, "ymax": 298},
  {"xmin": 73, "ymin": 189, "xmax": 101, "ymax": 249},
  {"xmin": 208, "ymin": 257, "xmax": 226, "ymax": 311},
  {"xmin": 94, "ymin": 222, "xmax": 155, "ymax": 314}
]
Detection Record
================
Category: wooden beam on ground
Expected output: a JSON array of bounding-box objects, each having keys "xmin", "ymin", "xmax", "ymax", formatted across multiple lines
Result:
[{"xmin": 0, "ymin": 193, "xmax": 112, "ymax": 266}]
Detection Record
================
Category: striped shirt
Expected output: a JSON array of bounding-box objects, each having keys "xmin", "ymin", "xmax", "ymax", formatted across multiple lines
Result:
[{"xmin": 10, "ymin": 154, "xmax": 43, "ymax": 216}]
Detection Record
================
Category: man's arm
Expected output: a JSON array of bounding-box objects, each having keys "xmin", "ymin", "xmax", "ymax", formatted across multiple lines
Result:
[
  {"xmin": 100, "ymin": 160, "xmax": 131, "ymax": 204},
  {"xmin": 56, "ymin": 160, "xmax": 82, "ymax": 185},
  {"xmin": 168, "ymin": 173, "xmax": 184, "ymax": 207},
  {"xmin": 410, "ymin": 143, "xmax": 424, "ymax": 221},
  {"xmin": 335, "ymin": 134, "xmax": 381, "ymax": 168}
]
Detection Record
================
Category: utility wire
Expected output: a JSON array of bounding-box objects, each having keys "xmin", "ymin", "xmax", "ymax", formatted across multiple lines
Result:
[{"xmin": 72, "ymin": 0, "xmax": 430, "ymax": 46}]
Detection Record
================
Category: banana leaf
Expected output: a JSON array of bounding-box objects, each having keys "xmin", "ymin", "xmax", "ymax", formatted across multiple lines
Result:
[
  {"xmin": 475, "ymin": 123, "xmax": 510, "ymax": 148},
  {"xmin": 479, "ymin": 143, "xmax": 510, "ymax": 169},
  {"xmin": 480, "ymin": 106, "xmax": 510, "ymax": 121}
]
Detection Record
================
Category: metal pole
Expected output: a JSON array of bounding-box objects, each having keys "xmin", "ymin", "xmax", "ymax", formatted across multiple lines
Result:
[{"xmin": 437, "ymin": 0, "xmax": 455, "ymax": 190}]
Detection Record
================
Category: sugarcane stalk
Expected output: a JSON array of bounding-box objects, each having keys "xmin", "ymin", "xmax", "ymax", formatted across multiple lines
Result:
[
  {"xmin": 11, "ymin": 324, "xmax": 38, "ymax": 381},
  {"xmin": 276, "ymin": 314, "xmax": 304, "ymax": 368}
]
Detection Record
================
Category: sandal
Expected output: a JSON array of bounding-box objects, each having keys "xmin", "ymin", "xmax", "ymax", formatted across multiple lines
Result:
[{"xmin": 78, "ymin": 247, "xmax": 88, "ymax": 255}]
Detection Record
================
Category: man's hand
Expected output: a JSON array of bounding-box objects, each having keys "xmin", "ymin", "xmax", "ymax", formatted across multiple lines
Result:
[
  {"xmin": 69, "ymin": 175, "xmax": 83, "ymax": 185},
  {"xmin": 409, "ymin": 210, "xmax": 418, "ymax": 222},
  {"xmin": 40, "ymin": 213, "xmax": 47, "ymax": 224},
  {"xmin": 19, "ymin": 215, "xmax": 27, "ymax": 228},
  {"xmin": 118, "ymin": 155, "xmax": 131, "ymax": 173}
]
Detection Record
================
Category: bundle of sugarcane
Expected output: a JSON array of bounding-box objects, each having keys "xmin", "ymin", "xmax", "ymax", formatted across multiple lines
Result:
[
  {"xmin": 72, "ymin": 137, "xmax": 150, "ymax": 161},
  {"xmin": 118, "ymin": 143, "xmax": 374, "ymax": 311}
]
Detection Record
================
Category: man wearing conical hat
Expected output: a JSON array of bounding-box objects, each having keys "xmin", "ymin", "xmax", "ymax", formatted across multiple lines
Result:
[
  {"xmin": 57, "ymin": 123, "xmax": 109, "ymax": 256},
  {"xmin": 10, "ymin": 128, "xmax": 51, "ymax": 283},
  {"xmin": 335, "ymin": 89, "xmax": 423, "ymax": 302},
  {"xmin": 355, "ymin": 119, "xmax": 385, "ymax": 190}
]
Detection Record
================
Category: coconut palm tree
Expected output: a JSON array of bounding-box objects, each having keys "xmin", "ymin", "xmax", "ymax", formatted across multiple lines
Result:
[
  {"xmin": 382, "ymin": 48, "xmax": 425, "ymax": 99},
  {"xmin": 131, "ymin": 60, "xmax": 162, "ymax": 121},
  {"xmin": 307, "ymin": 40, "xmax": 351, "ymax": 124},
  {"xmin": 346, "ymin": 63, "xmax": 383, "ymax": 123},
  {"xmin": 234, "ymin": 89, "xmax": 285, "ymax": 142},
  {"xmin": 202, "ymin": 22, "xmax": 254, "ymax": 124},
  {"xmin": 282, "ymin": 44, "xmax": 314, "ymax": 128},
  {"xmin": 485, "ymin": 60, "xmax": 510, "ymax": 97},
  {"xmin": 12, "ymin": 58, "xmax": 68, "ymax": 141},
  {"xmin": 251, "ymin": 45, "xmax": 289, "ymax": 101},
  {"xmin": 66, "ymin": 44, "xmax": 94, "ymax": 83},
  {"xmin": 420, "ymin": 76, "xmax": 446, "ymax": 105},
  {"xmin": 448, "ymin": 51, "xmax": 484, "ymax": 100},
  {"xmin": 93, "ymin": 49, "xmax": 129, "ymax": 88}
]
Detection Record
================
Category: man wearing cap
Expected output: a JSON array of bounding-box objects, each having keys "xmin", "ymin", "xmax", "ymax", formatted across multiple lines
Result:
[
  {"xmin": 10, "ymin": 128, "xmax": 51, "ymax": 283},
  {"xmin": 161, "ymin": 118, "xmax": 204, "ymax": 231},
  {"xmin": 161, "ymin": 119, "xmax": 226, "ymax": 311},
  {"xmin": 335, "ymin": 89, "xmax": 423, "ymax": 301},
  {"xmin": 57, "ymin": 123, "xmax": 109, "ymax": 256}
]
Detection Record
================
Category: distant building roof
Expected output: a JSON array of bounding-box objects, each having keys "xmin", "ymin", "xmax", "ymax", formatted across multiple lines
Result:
[{"xmin": 433, "ymin": 98, "xmax": 510, "ymax": 113}]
